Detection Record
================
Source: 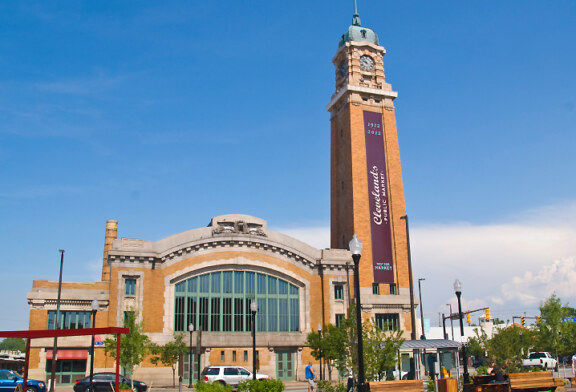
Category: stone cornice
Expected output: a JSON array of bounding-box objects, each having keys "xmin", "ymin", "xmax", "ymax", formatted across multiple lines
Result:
[
  {"xmin": 28, "ymin": 298, "xmax": 110, "ymax": 310},
  {"xmin": 108, "ymin": 238, "xmax": 352, "ymax": 273},
  {"xmin": 327, "ymin": 84, "xmax": 398, "ymax": 111}
]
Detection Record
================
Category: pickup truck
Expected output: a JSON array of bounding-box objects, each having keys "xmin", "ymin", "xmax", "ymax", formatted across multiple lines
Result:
[{"xmin": 522, "ymin": 352, "xmax": 558, "ymax": 371}]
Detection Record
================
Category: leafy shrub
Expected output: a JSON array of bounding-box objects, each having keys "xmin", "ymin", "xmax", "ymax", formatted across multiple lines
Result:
[
  {"xmin": 475, "ymin": 365, "xmax": 488, "ymax": 375},
  {"xmin": 237, "ymin": 378, "xmax": 284, "ymax": 392},
  {"xmin": 195, "ymin": 381, "xmax": 233, "ymax": 392},
  {"xmin": 316, "ymin": 380, "xmax": 346, "ymax": 392}
]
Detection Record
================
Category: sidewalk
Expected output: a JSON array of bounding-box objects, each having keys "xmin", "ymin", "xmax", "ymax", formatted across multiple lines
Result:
[{"xmin": 54, "ymin": 381, "xmax": 310, "ymax": 392}]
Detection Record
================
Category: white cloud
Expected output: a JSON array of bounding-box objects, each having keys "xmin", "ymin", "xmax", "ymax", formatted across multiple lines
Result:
[
  {"xmin": 500, "ymin": 257, "xmax": 576, "ymax": 304},
  {"xmin": 271, "ymin": 225, "xmax": 330, "ymax": 250},
  {"xmin": 276, "ymin": 201, "xmax": 576, "ymax": 323},
  {"xmin": 411, "ymin": 201, "xmax": 576, "ymax": 321}
]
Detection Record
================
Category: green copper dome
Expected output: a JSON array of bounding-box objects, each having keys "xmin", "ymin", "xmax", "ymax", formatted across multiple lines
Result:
[{"xmin": 338, "ymin": 2, "xmax": 379, "ymax": 47}]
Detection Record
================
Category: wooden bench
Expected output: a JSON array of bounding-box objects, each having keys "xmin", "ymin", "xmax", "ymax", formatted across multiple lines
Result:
[
  {"xmin": 476, "ymin": 384, "xmax": 510, "ymax": 392},
  {"xmin": 474, "ymin": 375, "xmax": 497, "ymax": 386},
  {"xmin": 509, "ymin": 371, "xmax": 556, "ymax": 391},
  {"xmin": 368, "ymin": 380, "xmax": 424, "ymax": 392},
  {"xmin": 554, "ymin": 378, "xmax": 565, "ymax": 392}
]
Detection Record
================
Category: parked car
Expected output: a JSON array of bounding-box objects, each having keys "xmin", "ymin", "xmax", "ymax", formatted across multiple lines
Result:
[
  {"xmin": 201, "ymin": 366, "xmax": 268, "ymax": 387},
  {"xmin": 522, "ymin": 352, "xmax": 558, "ymax": 371},
  {"xmin": 73, "ymin": 373, "xmax": 147, "ymax": 392},
  {"xmin": 0, "ymin": 369, "xmax": 46, "ymax": 392}
]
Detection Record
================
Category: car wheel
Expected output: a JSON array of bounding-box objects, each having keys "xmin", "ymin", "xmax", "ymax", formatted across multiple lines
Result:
[
  {"xmin": 217, "ymin": 381, "xmax": 226, "ymax": 386},
  {"xmin": 544, "ymin": 363, "xmax": 548, "ymax": 370},
  {"xmin": 26, "ymin": 386, "xmax": 37, "ymax": 392}
]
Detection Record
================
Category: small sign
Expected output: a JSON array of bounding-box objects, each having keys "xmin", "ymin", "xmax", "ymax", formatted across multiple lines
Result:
[
  {"xmin": 561, "ymin": 317, "xmax": 576, "ymax": 323},
  {"xmin": 95, "ymin": 335, "xmax": 104, "ymax": 346}
]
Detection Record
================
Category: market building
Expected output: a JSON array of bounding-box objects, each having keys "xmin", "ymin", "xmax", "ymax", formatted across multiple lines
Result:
[{"xmin": 26, "ymin": 5, "xmax": 415, "ymax": 386}]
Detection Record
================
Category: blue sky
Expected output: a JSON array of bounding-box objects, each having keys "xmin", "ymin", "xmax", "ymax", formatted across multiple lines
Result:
[{"xmin": 1, "ymin": 1, "xmax": 575, "ymax": 332}]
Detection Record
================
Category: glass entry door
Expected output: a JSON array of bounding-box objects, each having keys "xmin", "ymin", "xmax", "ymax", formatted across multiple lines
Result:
[
  {"xmin": 275, "ymin": 350, "xmax": 295, "ymax": 381},
  {"xmin": 182, "ymin": 353, "xmax": 199, "ymax": 385}
]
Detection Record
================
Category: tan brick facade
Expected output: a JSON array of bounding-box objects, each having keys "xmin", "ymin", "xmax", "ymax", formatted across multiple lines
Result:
[
  {"xmin": 328, "ymin": 37, "xmax": 415, "ymax": 334},
  {"xmin": 27, "ymin": 215, "xmax": 355, "ymax": 384}
]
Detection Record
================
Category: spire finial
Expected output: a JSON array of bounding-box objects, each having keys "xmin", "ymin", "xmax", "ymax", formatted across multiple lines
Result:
[{"xmin": 352, "ymin": 0, "xmax": 361, "ymax": 26}]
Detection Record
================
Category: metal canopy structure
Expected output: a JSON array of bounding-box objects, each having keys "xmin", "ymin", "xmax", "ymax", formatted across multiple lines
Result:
[
  {"xmin": 400, "ymin": 339, "xmax": 462, "ymax": 350},
  {"xmin": 399, "ymin": 339, "xmax": 463, "ymax": 381},
  {"xmin": 0, "ymin": 328, "xmax": 129, "ymax": 391}
]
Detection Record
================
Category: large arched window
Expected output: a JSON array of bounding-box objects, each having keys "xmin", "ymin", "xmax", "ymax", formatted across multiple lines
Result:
[{"xmin": 174, "ymin": 271, "xmax": 300, "ymax": 332}]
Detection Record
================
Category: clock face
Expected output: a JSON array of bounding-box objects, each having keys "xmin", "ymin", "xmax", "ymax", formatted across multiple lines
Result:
[
  {"xmin": 359, "ymin": 55, "xmax": 375, "ymax": 71},
  {"xmin": 339, "ymin": 60, "xmax": 347, "ymax": 77}
]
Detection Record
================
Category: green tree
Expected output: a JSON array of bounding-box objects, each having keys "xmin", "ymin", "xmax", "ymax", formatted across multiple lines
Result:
[
  {"xmin": 322, "ymin": 322, "xmax": 352, "ymax": 378},
  {"xmin": 306, "ymin": 306, "xmax": 404, "ymax": 383},
  {"xmin": 466, "ymin": 328, "xmax": 489, "ymax": 367},
  {"xmin": 537, "ymin": 294, "xmax": 563, "ymax": 355},
  {"xmin": 306, "ymin": 322, "xmax": 349, "ymax": 380},
  {"xmin": 361, "ymin": 319, "xmax": 404, "ymax": 381},
  {"xmin": 485, "ymin": 324, "xmax": 536, "ymax": 373},
  {"xmin": 536, "ymin": 293, "xmax": 576, "ymax": 361},
  {"xmin": 149, "ymin": 333, "xmax": 187, "ymax": 387},
  {"xmin": 104, "ymin": 311, "xmax": 151, "ymax": 382},
  {"xmin": 0, "ymin": 338, "xmax": 25, "ymax": 352}
]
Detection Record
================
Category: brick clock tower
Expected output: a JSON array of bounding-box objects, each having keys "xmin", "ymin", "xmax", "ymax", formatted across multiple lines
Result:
[{"xmin": 328, "ymin": 5, "xmax": 414, "ymax": 334}]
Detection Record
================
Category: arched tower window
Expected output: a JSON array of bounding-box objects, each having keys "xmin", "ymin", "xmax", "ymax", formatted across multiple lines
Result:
[{"xmin": 174, "ymin": 271, "xmax": 300, "ymax": 333}]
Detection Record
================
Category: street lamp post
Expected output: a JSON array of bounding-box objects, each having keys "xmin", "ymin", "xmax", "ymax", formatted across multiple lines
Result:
[
  {"xmin": 89, "ymin": 299, "xmax": 99, "ymax": 392},
  {"xmin": 418, "ymin": 278, "xmax": 426, "ymax": 340},
  {"xmin": 188, "ymin": 324, "xmax": 194, "ymax": 387},
  {"xmin": 49, "ymin": 250, "xmax": 65, "ymax": 392},
  {"xmin": 317, "ymin": 324, "xmax": 323, "ymax": 381},
  {"xmin": 454, "ymin": 279, "xmax": 470, "ymax": 384},
  {"xmin": 196, "ymin": 326, "xmax": 202, "ymax": 383},
  {"xmin": 349, "ymin": 235, "xmax": 366, "ymax": 392},
  {"xmin": 400, "ymin": 216, "xmax": 417, "ymax": 341},
  {"xmin": 250, "ymin": 301, "xmax": 259, "ymax": 380}
]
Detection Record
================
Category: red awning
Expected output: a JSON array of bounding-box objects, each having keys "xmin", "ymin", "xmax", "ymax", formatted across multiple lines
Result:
[{"xmin": 46, "ymin": 349, "xmax": 88, "ymax": 360}]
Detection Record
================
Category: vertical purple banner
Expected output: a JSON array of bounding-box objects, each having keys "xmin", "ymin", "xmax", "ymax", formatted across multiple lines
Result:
[{"xmin": 363, "ymin": 111, "xmax": 394, "ymax": 283}]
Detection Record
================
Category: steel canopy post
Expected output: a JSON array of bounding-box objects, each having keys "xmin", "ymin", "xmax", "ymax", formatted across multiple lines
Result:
[{"xmin": 116, "ymin": 334, "xmax": 121, "ymax": 392}]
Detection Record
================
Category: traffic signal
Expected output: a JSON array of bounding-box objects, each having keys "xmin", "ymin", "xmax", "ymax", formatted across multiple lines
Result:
[
  {"xmin": 466, "ymin": 312, "xmax": 471, "ymax": 323},
  {"xmin": 521, "ymin": 316, "xmax": 525, "ymax": 326},
  {"xmin": 537, "ymin": 316, "xmax": 541, "ymax": 323},
  {"xmin": 486, "ymin": 308, "xmax": 491, "ymax": 321}
]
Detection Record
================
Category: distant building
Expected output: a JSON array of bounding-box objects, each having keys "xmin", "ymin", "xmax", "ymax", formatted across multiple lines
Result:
[
  {"xmin": 0, "ymin": 351, "xmax": 25, "ymax": 372},
  {"xmin": 26, "ymin": 5, "xmax": 416, "ymax": 386}
]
